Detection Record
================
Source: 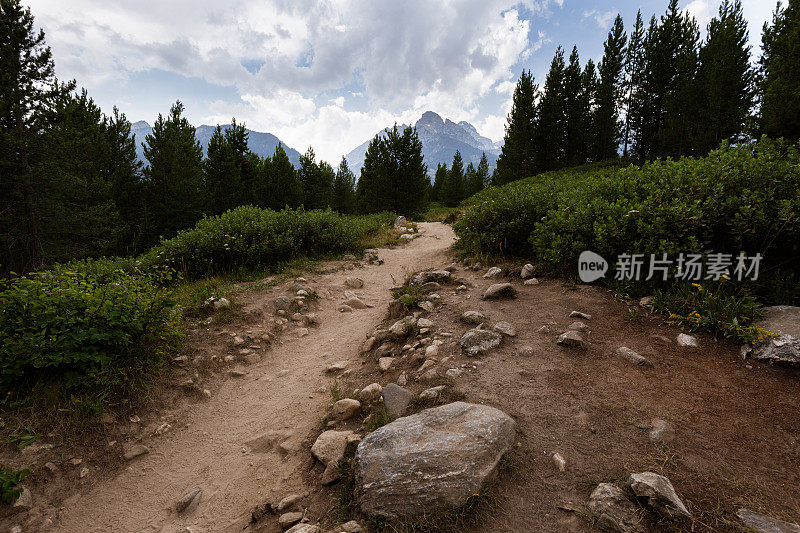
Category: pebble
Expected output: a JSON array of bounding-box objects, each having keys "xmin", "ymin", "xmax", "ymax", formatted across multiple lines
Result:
[{"xmin": 569, "ymin": 311, "xmax": 591, "ymax": 320}]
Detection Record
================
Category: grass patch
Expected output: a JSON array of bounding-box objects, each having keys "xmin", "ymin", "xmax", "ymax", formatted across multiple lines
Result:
[
  {"xmin": 419, "ymin": 202, "xmax": 462, "ymax": 224},
  {"xmin": 365, "ymin": 403, "xmax": 394, "ymax": 433}
]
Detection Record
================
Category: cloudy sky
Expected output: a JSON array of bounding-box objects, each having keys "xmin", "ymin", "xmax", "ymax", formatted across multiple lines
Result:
[{"xmin": 27, "ymin": 0, "xmax": 774, "ymax": 163}]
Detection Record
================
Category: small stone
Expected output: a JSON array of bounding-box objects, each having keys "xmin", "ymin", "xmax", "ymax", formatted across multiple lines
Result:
[
  {"xmin": 628, "ymin": 471, "xmax": 691, "ymax": 517},
  {"xmin": 649, "ymin": 419, "xmax": 675, "ymax": 444},
  {"xmin": 345, "ymin": 277, "xmax": 364, "ymax": 289},
  {"xmin": 123, "ymin": 443, "xmax": 149, "ymax": 460},
  {"xmin": 230, "ymin": 369, "xmax": 247, "ymax": 377},
  {"xmin": 483, "ymin": 283, "xmax": 516, "ymax": 300},
  {"xmin": 446, "ymin": 368, "xmax": 463, "ymax": 378},
  {"xmin": 639, "ymin": 296, "xmax": 654, "ymax": 308},
  {"xmin": 68, "ymin": 457, "xmax": 82, "ymax": 466},
  {"xmin": 418, "ymin": 301, "xmax": 434, "ymax": 312},
  {"xmin": 279, "ymin": 511, "xmax": 304, "ymax": 528},
  {"xmin": 176, "ymin": 487, "xmax": 203, "ymax": 513},
  {"xmin": 213, "ymin": 297, "xmax": 230, "ymax": 310},
  {"xmin": 389, "ymin": 316, "xmax": 416, "ymax": 339},
  {"xmin": 589, "ymin": 483, "xmax": 645, "ymax": 533},
  {"xmin": 325, "ymin": 361, "xmax": 349, "ymax": 373},
  {"xmin": 274, "ymin": 296, "xmax": 292, "ymax": 311},
  {"xmin": 277, "ymin": 493, "xmax": 303, "ymax": 512},
  {"xmin": 202, "ymin": 389, "xmax": 212, "ymax": 398},
  {"xmin": 233, "ymin": 335, "xmax": 246, "ymax": 346},
  {"xmin": 79, "ymin": 467, "xmax": 90, "ymax": 478},
  {"xmin": 519, "ymin": 346, "xmax": 535, "ymax": 357},
  {"xmin": 333, "ymin": 398, "xmax": 361, "ymax": 420},
  {"xmin": 388, "ymin": 299, "xmax": 405, "ymax": 319},
  {"xmin": 360, "ymin": 383, "xmax": 383, "ymax": 403},
  {"xmin": 12, "ymin": 487, "xmax": 32, "ymax": 511},
  {"xmin": 378, "ymin": 357, "xmax": 395, "ymax": 372},
  {"xmin": 617, "ymin": 346, "xmax": 652, "ymax": 367},
  {"xmin": 286, "ymin": 525, "xmax": 320, "ymax": 533},
  {"xmin": 425, "ymin": 344, "xmax": 439, "ymax": 358},
  {"xmin": 569, "ymin": 311, "xmax": 591, "ymax": 320},
  {"xmin": 460, "ymin": 328, "xmax": 502, "ymax": 356},
  {"xmin": 397, "ymin": 371, "xmax": 408, "ymax": 386},
  {"xmin": 382, "ymin": 383, "xmax": 412, "ymax": 417},
  {"xmin": 291, "ymin": 312, "xmax": 304, "ymax": 322},
  {"xmin": 417, "ymin": 318, "xmax": 434, "ymax": 329},
  {"xmin": 520, "ymin": 263, "xmax": 535, "ymax": 279},
  {"xmin": 472, "ymin": 262, "xmax": 483, "ymax": 271},
  {"xmin": 338, "ymin": 304, "xmax": 354, "ymax": 313},
  {"xmin": 344, "ymin": 297, "xmax": 369, "ymax": 309},
  {"xmin": 523, "ymin": 278, "xmax": 540, "ymax": 285},
  {"xmin": 677, "ymin": 333, "xmax": 699, "ymax": 347},
  {"xmin": 651, "ymin": 334, "xmax": 672, "ymax": 344},
  {"xmin": 44, "ymin": 462, "xmax": 59, "ymax": 474},
  {"xmin": 552, "ymin": 452, "xmax": 566, "ymax": 472},
  {"xmin": 537, "ymin": 325, "xmax": 551, "ymax": 334},
  {"xmin": 568, "ymin": 321, "xmax": 589, "ymax": 332},
  {"xmin": 419, "ymin": 385, "xmax": 446, "ymax": 401},
  {"xmin": 493, "ymin": 321, "xmax": 517, "ymax": 337},
  {"xmin": 338, "ymin": 521, "xmax": 365, "ymax": 533},
  {"xmin": 460, "ymin": 310, "xmax": 487, "ymax": 325},
  {"xmin": 483, "ymin": 267, "xmax": 502, "ymax": 278},
  {"xmin": 557, "ymin": 331, "xmax": 586, "ymax": 348},
  {"xmin": 362, "ymin": 337, "xmax": 377, "ymax": 353},
  {"xmin": 419, "ymin": 282, "xmax": 441, "ymax": 293}
]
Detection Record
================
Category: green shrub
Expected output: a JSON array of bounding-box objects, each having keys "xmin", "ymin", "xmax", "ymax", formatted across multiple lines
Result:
[
  {"xmin": 0, "ymin": 269, "xmax": 180, "ymax": 394},
  {"xmin": 0, "ymin": 465, "xmax": 29, "ymax": 504},
  {"xmin": 455, "ymin": 139, "xmax": 800, "ymax": 304}
]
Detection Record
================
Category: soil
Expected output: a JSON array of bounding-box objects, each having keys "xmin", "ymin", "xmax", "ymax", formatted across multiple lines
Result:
[{"xmin": 3, "ymin": 221, "xmax": 799, "ymax": 533}]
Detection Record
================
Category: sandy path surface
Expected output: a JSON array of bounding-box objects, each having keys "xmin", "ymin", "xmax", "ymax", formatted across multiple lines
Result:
[{"xmin": 55, "ymin": 222, "xmax": 456, "ymax": 533}]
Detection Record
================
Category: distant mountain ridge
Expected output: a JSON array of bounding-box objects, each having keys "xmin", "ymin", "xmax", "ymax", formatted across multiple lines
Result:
[
  {"xmin": 130, "ymin": 121, "xmax": 302, "ymax": 168},
  {"xmin": 345, "ymin": 111, "xmax": 502, "ymax": 178}
]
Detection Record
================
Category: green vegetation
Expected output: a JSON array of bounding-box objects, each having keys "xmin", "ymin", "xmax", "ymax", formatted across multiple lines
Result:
[{"xmin": 0, "ymin": 465, "xmax": 29, "ymax": 504}]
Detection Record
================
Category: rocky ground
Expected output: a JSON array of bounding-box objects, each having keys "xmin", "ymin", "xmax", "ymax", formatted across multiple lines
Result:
[{"xmin": 3, "ymin": 221, "xmax": 800, "ymax": 533}]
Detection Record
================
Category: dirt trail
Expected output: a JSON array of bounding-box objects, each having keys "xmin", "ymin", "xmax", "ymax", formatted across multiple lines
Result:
[{"xmin": 55, "ymin": 222, "xmax": 456, "ymax": 533}]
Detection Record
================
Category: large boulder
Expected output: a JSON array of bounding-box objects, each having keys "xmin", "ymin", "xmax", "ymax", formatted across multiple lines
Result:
[
  {"xmin": 460, "ymin": 328, "xmax": 502, "ymax": 356},
  {"xmin": 628, "ymin": 472, "xmax": 690, "ymax": 518},
  {"xmin": 751, "ymin": 306, "xmax": 800, "ymax": 364},
  {"xmin": 411, "ymin": 270, "xmax": 451, "ymax": 285},
  {"xmin": 482, "ymin": 283, "xmax": 516, "ymax": 300},
  {"xmin": 353, "ymin": 402, "xmax": 515, "ymax": 518}
]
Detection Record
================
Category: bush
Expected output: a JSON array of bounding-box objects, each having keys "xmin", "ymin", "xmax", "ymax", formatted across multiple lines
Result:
[
  {"xmin": 0, "ymin": 465, "xmax": 29, "ymax": 504},
  {"xmin": 455, "ymin": 138, "xmax": 800, "ymax": 304},
  {"xmin": 0, "ymin": 269, "xmax": 180, "ymax": 394},
  {"xmin": 138, "ymin": 207, "xmax": 394, "ymax": 280}
]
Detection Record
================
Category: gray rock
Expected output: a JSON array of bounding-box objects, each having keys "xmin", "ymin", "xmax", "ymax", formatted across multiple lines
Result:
[
  {"xmin": 286, "ymin": 524, "xmax": 320, "ymax": 533},
  {"xmin": 588, "ymin": 483, "xmax": 645, "ymax": 533},
  {"xmin": 337, "ymin": 304, "xmax": 353, "ymax": 313},
  {"xmin": 382, "ymin": 383, "xmax": 413, "ymax": 417},
  {"xmin": 483, "ymin": 266, "xmax": 502, "ymax": 278},
  {"xmin": 213, "ymin": 297, "xmax": 230, "ymax": 310},
  {"xmin": 460, "ymin": 310, "xmax": 487, "ymax": 325},
  {"xmin": 616, "ymin": 347, "xmax": 652, "ymax": 367},
  {"xmin": 338, "ymin": 520, "xmax": 365, "ymax": 533},
  {"xmin": 123, "ymin": 443, "xmax": 149, "ymax": 460},
  {"xmin": 353, "ymin": 402, "xmax": 516, "ymax": 518},
  {"xmin": 649, "ymin": 419, "xmax": 674, "ymax": 444},
  {"xmin": 751, "ymin": 306, "xmax": 800, "ymax": 364},
  {"xmin": 394, "ymin": 216, "xmax": 407, "ymax": 227},
  {"xmin": 344, "ymin": 298, "xmax": 369, "ymax": 310},
  {"xmin": 388, "ymin": 299, "xmax": 405, "ymax": 319},
  {"xmin": 277, "ymin": 493, "xmax": 303, "ymax": 512},
  {"xmin": 176, "ymin": 487, "xmax": 202, "ymax": 513},
  {"xmin": 676, "ymin": 333, "xmax": 699, "ymax": 348},
  {"xmin": 419, "ymin": 281, "xmax": 441, "ymax": 293},
  {"xmin": 737, "ymin": 508, "xmax": 800, "ymax": 532},
  {"xmin": 628, "ymin": 472, "xmax": 690, "ymax": 517},
  {"xmin": 557, "ymin": 331, "xmax": 586, "ymax": 348},
  {"xmin": 483, "ymin": 283, "xmax": 516, "ymax": 300},
  {"xmin": 389, "ymin": 316, "xmax": 416, "ymax": 339},
  {"xmin": 378, "ymin": 357, "xmax": 395, "ymax": 372},
  {"xmin": 274, "ymin": 296, "xmax": 292, "ymax": 311},
  {"xmin": 416, "ymin": 318, "xmax": 434, "ymax": 329},
  {"xmin": 639, "ymin": 296, "xmax": 654, "ymax": 308},
  {"xmin": 418, "ymin": 300, "xmax": 435, "ymax": 312},
  {"xmin": 12, "ymin": 486, "xmax": 32, "ymax": 511},
  {"xmin": 569, "ymin": 310, "xmax": 592, "ymax": 320},
  {"xmin": 311, "ymin": 430, "xmax": 361, "ymax": 484},
  {"xmin": 279, "ymin": 512, "xmax": 304, "ymax": 528},
  {"xmin": 332, "ymin": 399, "xmax": 361, "ymax": 420},
  {"xmin": 519, "ymin": 346, "xmax": 535, "ymax": 357},
  {"xmin": 493, "ymin": 321, "xmax": 517, "ymax": 337},
  {"xmin": 359, "ymin": 383, "xmax": 382, "ymax": 403},
  {"xmin": 520, "ymin": 263, "xmax": 535, "ymax": 279},
  {"xmin": 411, "ymin": 270, "xmax": 451, "ymax": 285},
  {"xmin": 345, "ymin": 277, "xmax": 364, "ymax": 289},
  {"xmin": 523, "ymin": 277, "xmax": 540, "ymax": 285},
  {"xmin": 460, "ymin": 328, "xmax": 502, "ymax": 356},
  {"xmin": 537, "ymin": 325, "xmax": 551, "ymax": 334},
  {"xmin": 568, "ymin": 321, "xmax": 590, "ymax": 332},
  {"xmin": 397, "ymin": 371, "xmax": 408, "ymax": 386},
  {"xmin": 419, "ymin": 385, "xmax": 446, "ymax": 401},
  {"xmin": 325, "ymin": 360, "xmax": 349, "ymax": 373}
]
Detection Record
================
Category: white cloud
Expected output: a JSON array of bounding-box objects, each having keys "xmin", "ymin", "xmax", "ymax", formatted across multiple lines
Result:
[
  {"xmin": 685, "ymin": 0, "xmax": 713, "ymax": 31},
  {"xmin": 583, "ymin": 9, "xmax": 617, "ymax": 30}
]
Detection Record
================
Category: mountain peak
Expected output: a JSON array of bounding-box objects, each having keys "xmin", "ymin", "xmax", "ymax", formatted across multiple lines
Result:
[{"xmin": 417, "ymin": 111, "xmax": 443, "ymax": 128}]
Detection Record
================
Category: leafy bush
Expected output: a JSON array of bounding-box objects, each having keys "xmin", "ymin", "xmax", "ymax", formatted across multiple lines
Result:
[
  {"xmin": 138, "ymin": 207, "xmax": 394, "ymax": 280},
  {"xmin": 0, "ymin": 269, "xmax": 180, "ymax": 394},
  {"xmin": 455, "ymin": 139, "xmax": 800, "ymax": 304},
  {"xmin": 652, "ymin": 282, "xmax": 774, "ymax": 343},
  {"xmin": 0, "ymin": 465, "xmax": 29, "ymax": 504}
]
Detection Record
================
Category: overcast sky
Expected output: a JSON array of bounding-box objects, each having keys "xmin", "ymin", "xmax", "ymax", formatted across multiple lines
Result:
[{"xmin": 27, "ymin": 0, "xmax": 774, "ymax": 163}]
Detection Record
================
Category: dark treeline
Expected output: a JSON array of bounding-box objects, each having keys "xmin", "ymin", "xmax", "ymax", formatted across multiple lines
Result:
[
  {"xmin": 493, "ymin": 0, "xmax": 800, "ymax": 186},
  {"xmin": 430, "ymin": 151, "xmax": 491, "ymax": 207}
]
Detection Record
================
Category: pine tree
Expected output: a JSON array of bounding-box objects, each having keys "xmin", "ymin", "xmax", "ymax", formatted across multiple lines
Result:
[
  {"xmin": 563, "ymin": 47, "xmax": 589, "ymax": 165},
  {"xmin": 695, "ymin": 0, "xmax": 755, "ymax": 152},
  {"xmin": 355, "ymin": 125, "xmax": 428, "ymax": 216},
  {"xmin": 432, "ymin": 162, "xmax": 447, "ymax": 202},
  {"xmin": 475, "ymin": 152, "xmax": 490, "ymax": 190},
  {"xmin": 141, "ymin": 101, "xmax": 205, "ymax": 244},
  {"xmin": 622, "ymin": 10, "xmax": 646, "ymax": 158},
  {"xmin": 441, "ymin": 150, "xmax": 464, "ymax": 207},
  {"xmin": 594, "ymin": 14, "xmax": 627, "ymax": 161},
  {"xmin": 0, "ymin": 0, "xmax": 73, "ymax": 273},
  {"xmin": 298, "ymin": 147, "xmax": 332, "ymax": 209},
  {"xmin": 582, "ymin": 59, "xmax": 599, "ymax": 160},
  {"xmin": 106, "ymin": 107, "xmax": 144, "ymax": 254},
  {"xmin": 536, "ymin": 47, "xmax": 568, "ymax": 171},
  {"xmin": 464, "ymin": 153, "xmax": 489, "ymax": 197},
  {"xmin": 493, "ymin": 70, "xmax": 538, "ymax": 185},
  {"xmin": 332, "ymin": 157, "xmax": 356, "ymax": 213},
  {"xmin": 760, "ymin": 0, "xmax": 800, "ymax": 140},
  {"xmin": 263, "ymin": 143, "xmax": 302, "ymax": 210},
  {"xmin": 204, "ymin": 125, "xmax": 241, "ymax": 214}
]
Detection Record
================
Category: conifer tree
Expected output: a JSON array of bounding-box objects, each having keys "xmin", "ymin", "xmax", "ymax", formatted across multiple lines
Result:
[
  {"xmin": 622, "ymin": 10, "xmax": 646, "ymax": 158},
  {"xmin": 441, "ymin": 150, "xmax": 464, "ymax": 207},
  {"xmin": 332, "ymin": 157, "xmax": 356, "ymax": 213},
  {"xmin": 760, "ymin": 0, "xmax": 800, "ymax": 140},
  {"xmin": 298, "ymin": 147, "xmax": 333, "ymax": 209},
  {"xmin": 204, "ymin": 125, "xmax": 241, "ymax": 214},
  {"xmin": 0, "ymin": 0, "xmax": 73, "ymax": 273},
  {"xmin": 536, "ymin": 47, "xmax": 568, "ymax": 171},
  {"xmin": 261, "ymin": 143, "xmax": 302, "ymax": 210},
  {"xmin": 564, "ymin": 47, "xmax": 591, "ymax": 165},
  {"xmin": 492, "ymin": 70, "xmax": 538, "ymax": 185},
  {"xmin": 106, "ymin": 107, "xmax": 144, "ymax": 254},
  {"xmin": 432, "ymin": 162, "xmax": 448, "ymax": 202},
  {"xmin": 141, "ymin": 101, "xmax": 205, "ymax": 244},
  {"xmin": 594, "ymin": 14, "xmax": 627, "ymax": 161}
]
